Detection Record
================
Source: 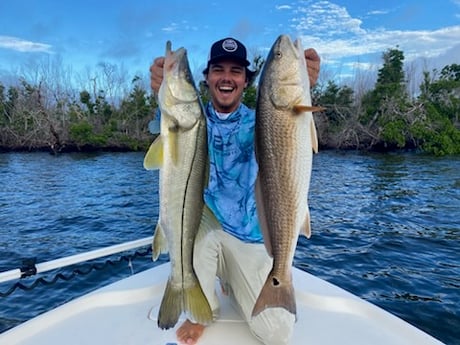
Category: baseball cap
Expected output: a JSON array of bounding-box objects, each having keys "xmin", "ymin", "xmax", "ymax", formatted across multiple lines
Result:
[{"xmin": 207, "ymin": 37, "xmax": 251, "ymax": 67}]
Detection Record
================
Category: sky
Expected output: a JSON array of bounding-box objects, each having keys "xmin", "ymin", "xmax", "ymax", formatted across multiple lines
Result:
[{"xmin": 0, "ymin": 0, "xmax": 459, "ymax": 90}]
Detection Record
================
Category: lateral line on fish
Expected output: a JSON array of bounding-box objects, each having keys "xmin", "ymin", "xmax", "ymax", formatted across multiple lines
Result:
[{"xmin": 180, "ymin": 131, "xmax": 200, "ymax": 292}]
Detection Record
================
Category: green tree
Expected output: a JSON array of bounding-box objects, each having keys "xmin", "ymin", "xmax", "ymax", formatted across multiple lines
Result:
[
  {"xmin": 242, "ymin": 54, "xmax": 265, "ymax": 109},
  {"xmin": 375, "ymin": 48, "xmax": 405, "ymax": 96},
  {"xmin": 242, "ymin": 85, "xmax": 257, "ymax": 109},
  {"xmin": 318, "ymin": 80, "xmax": 354, "ymax": 126},
  {"xmin": 415, "ymin": 64, "xmax": 460, "ymax": 155},
  {"xmin": 118, "ymin": 77, "xmax": 153, "ymax": 137},
  {"xmin": 0, "ymin": 83, "xmax": 6, "ymax": 126},
  {"xmin": 360, "ymin": 47, "xmax": 412, "ymax": 149},
  {"xmin": 361, "ymin": 48, "xmax": 407, "ymax": 124}
]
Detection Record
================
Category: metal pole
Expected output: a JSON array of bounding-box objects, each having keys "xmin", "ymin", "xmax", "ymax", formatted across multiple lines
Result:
[{"xmin": 0, "ymin": 236, "xmax": 153, "ymax": 284}]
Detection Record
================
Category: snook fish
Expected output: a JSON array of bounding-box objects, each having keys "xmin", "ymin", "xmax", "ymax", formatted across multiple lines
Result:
[
  {"xmin": 144, "ymin": 41, "xmax": 212, "ymax": 329},
  {"xmin": 252, "ymin": 34, "xmax": 322, "ymax": 318}
]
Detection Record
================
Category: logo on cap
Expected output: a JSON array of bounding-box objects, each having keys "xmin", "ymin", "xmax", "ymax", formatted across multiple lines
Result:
[{"xmin": 222, "ymin": 39, "xmax": 238, "ymax": 52}]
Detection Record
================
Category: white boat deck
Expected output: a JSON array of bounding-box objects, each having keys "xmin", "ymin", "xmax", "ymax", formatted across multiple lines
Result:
[{"xmin": 0, "ymin": 263, "xmax": 444, "ymax": 345}]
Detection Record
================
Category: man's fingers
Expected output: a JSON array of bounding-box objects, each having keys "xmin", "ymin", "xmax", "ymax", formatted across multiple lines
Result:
[
  {"xmin": 304, "ymin": 48, "xmax": 320, "ymax": 87},
  {"xmin": 150, "ymin": 57, "xmax": 165, "ymax": 93}
]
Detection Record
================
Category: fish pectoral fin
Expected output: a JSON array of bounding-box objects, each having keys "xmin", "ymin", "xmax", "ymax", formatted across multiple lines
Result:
[
  {"xmin": 310, "ymin": 117, "xmax": 319, "ymax": 154},
  {"xmin": 152, "ymin": 222, "xmax": 169, "ymax": 261},
  {"xmin": 292, "ymin": 104, "xmax": 325, "ymax": 115},
  {"xmin": 255, "ymin": 176, "xmax": 273, "ymax": 257},
  {"xmin": 143, "ymin": 136, "xmax": 163, "ymax": 170},
  {"xmin": 300, "ymin": 207, "xmax": 312, "ymax": 239}
]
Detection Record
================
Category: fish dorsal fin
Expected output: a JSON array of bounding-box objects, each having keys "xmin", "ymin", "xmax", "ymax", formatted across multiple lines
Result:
[
  {"xmin": 292, "ymin": 105, "xmax": 325, "ymax": 115},
  {"xmin": 143, "ymin": 136, "xmax": 163, "ymax": 170},
  {"xmin": 255, "ymin": 175, "xmax": 273, "ymax": 257},
  {"xmin": 300, "ymin": 207, "xmax": 312, "ymax": 239},
  {"xmin": 310, "ymin": 117, "xmax": 319, "ymax": 154}
]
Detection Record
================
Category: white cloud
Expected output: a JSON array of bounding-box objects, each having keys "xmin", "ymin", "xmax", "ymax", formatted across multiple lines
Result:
[
  {"xmin": 367, "ymin": 10, "xmax": 389, "ymax": 16},
  {"xmin": 162, "ymin": 23, "xmax": 178, "ymax": 32},
  {"xmin": 292, "ymin": 1, "xmax": 366, "ymax": 36},
  {"xmin": 345, "ymin": 62, "xmax": 375, "ymax": 71},
  {"xmin": 276, "ymin": 5, "xmax": 292, "ymax": 10},
  {"xmin": 287, "ymin": 1, "xmax": 460, "ymax": 65},
  {"xmin": 161, "ymin": 21, "xmax": 199, "ymax": 33},
  {"xmin": 0, "ymin": 36, "xmax": 52, "ymax": 53}
]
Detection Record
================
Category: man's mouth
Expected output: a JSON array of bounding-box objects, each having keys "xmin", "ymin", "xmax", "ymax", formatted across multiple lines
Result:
[{"xmin": 218, "ymin": 85, "xmax": 234, "ymax": 93}]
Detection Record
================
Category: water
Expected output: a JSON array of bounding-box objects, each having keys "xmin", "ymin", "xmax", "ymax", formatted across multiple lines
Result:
[{"xmin": 0, "ymin": 151, "xmax": 459, "ymax": 344}]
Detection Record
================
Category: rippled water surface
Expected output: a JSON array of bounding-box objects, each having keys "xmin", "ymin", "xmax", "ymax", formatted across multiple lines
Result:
[{"xmin": 0, "ymin": 151, "xmax": 459, "ymax": 344}]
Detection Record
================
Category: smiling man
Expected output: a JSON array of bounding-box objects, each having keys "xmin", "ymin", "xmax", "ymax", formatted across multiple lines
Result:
[
  {"xmin": 202, "ymin": 38, "xmax": 255, "ymax": 114},
  {"xmin": 150, "ymin": 37, "xmax": 320, "ymax": 345}
]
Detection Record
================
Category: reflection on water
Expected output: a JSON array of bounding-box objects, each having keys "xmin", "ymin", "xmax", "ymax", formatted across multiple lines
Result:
[{"xmin": 0, "ymin": 151, "xmax": 459, "ymax": 344}]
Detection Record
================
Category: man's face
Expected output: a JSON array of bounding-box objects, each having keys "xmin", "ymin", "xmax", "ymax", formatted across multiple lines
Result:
[{"xmin": 206, "ymin": 59, "xmax": 248, "ymax": 113}]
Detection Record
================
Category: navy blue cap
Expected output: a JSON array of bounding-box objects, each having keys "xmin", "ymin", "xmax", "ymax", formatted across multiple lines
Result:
[{"xmin": 207, "ymin": 37, "xmax": 251, "ymax": 67}]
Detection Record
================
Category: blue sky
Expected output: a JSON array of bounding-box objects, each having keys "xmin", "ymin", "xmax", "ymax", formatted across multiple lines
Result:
[{"xmin": 0, "ymin": 0, "xmax": 459, "ymax": 89}]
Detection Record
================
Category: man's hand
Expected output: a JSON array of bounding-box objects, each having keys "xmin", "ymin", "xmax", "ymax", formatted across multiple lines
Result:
[
  {"xmin": 150, "ymin": 56, "xmax": 165, "ymax": 94},
  {"xmin": 304, "ymin": 48, "xmax": 320, "ymax": 88}
]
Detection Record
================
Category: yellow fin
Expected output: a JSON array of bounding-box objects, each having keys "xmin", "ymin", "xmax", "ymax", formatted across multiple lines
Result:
[
  {"xmin": 184, "ymin": 279, "xmax": 213, "ymax": 325},
  {"xmin": 143, "ymin": 136, "xmax": 163, "ymax": 170},
  {"xmin": 157, "ymin": 278, "xmax": 182, "ymax": 329},
  {"xmin": 152, "ymin": 222, "xmax": 168, "ymax": 261},
  {"xmin": 157, "ymin": 275, "xmax": 212, "ymax": 329},
  {"xmin": 293, "ymin": 105, "xmax": 325, "ymax": 114}
]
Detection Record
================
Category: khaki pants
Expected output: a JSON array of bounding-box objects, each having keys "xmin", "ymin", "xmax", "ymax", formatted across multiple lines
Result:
[{"xmin": 193, "ymin": 207, "xmax": 295, "ymax": 345}]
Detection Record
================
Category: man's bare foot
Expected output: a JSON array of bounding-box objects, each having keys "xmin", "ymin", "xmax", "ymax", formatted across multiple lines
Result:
[{"xmin": 176, "ymin": 319, "xmax": 205, "ymax": 345}]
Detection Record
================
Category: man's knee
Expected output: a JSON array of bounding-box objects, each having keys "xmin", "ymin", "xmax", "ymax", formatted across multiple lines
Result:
[{"xmin": 249, "ymin": 308, "xmax": 296, "ymax": 345}]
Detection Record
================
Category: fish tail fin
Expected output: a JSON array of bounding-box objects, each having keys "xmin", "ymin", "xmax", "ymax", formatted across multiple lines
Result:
[
  {"xmin": 184, "ymin": 276, "xmax": 213, "ymax": 325},
  {"xmin": 152, "ymin": 223, "xmax": 168, "ymax": 261},
  {"xmin": 157, "ymin": 279, "xmax": 182, "ymax": 330},
  {"xmin": 252, "ymin": 272, "xmax": 296, "ymax": 318}
]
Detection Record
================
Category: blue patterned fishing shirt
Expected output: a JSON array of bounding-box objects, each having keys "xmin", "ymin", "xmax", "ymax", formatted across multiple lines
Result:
[{"xmin": 203, "ymin": 102, "xmax": 262, "ymax": 243}]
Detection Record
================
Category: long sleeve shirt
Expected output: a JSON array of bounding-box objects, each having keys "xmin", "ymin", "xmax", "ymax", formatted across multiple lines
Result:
[{"xmin": 203, "ymin": 102, "xmax": 262, "ymax": 243}]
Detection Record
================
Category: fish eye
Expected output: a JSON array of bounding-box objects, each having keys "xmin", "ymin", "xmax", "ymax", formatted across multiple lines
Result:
[{"xmin": 275, "ymin": 51, "xmax": 282, "ymax": 59}]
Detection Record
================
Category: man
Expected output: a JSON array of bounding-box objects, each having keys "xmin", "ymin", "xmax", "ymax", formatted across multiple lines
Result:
[{"xmin": 150, "ymin": 37, "xmax": 320, "ymax": 345}]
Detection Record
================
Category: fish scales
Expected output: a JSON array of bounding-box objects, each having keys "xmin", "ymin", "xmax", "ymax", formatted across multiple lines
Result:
[
  {"xmin": 144, "ymin": 41, "xmax": 212, "ymax": 330},
  {"xmin": 253, "ymin": 34, "xmax": 319, "ymax": 318}
]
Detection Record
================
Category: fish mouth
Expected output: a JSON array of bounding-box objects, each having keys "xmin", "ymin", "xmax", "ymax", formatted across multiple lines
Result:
[{"xmin": 276, "ymin": 34, "xmax": 301, "ymax": 59}]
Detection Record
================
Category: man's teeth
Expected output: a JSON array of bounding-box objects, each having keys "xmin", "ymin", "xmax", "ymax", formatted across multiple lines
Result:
[{"xmin": 219, "ymin": 86, "xmax": 233, "ymax": 92}]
